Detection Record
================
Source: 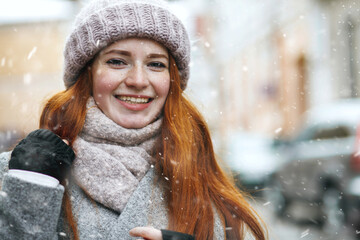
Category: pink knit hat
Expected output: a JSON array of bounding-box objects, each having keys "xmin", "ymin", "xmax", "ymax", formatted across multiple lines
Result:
[{"xmin": 63, "ymin": 0, "xmax": 191, "ymax": 90}]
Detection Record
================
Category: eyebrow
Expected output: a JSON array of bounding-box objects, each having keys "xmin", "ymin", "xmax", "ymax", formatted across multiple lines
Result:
[
  {"xmin": 103, "ymin": 49, "xmax": 168, "ymax": 60},
  {"xmin": 103, "ymin": 49, "xmax": 131, "ymax": 56},
  {"xmin": 147, "ymin": 53, "xmax": 169, "ymax": 60}
]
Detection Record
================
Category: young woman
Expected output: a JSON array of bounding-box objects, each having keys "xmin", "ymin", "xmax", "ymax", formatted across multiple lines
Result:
[{"xmin": 0, "ymin": 0, "xmax": 267, "ymax": 239}]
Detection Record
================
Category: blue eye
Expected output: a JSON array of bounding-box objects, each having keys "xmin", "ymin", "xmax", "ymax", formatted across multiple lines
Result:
[
  {"xmin": 107, "ymin": 59, "xmax": 126, "ymax": 65},
  {"xmin": 148, "ymin": 62, "xmax": 166, "ymax": 68}
]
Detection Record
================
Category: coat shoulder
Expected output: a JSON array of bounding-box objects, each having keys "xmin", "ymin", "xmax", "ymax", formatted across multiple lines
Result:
[{"xmin": 0, "ymin": 151, "xmax": 11, "ymax": 183}]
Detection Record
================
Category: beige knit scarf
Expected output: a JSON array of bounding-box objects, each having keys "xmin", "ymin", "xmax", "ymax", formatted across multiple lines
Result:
[{"xmin": 72, "ymin": 98, "xmax": 162, "ymax": 213}]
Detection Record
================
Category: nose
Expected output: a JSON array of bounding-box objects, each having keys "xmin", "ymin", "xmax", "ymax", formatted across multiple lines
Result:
[{"xmin": 124, "ymin": 65, "xmax": 149, "ymax": 89}]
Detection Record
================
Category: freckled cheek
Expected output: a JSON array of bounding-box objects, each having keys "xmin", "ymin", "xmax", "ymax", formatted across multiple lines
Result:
[
  {"xmin": 151, "ymin": 72, "xmax": 170, "ymax": 97},
  {"xmin": 93, "ymin": 73, "xmax": 123, "ymax": 95},
  {"xmin": 160, "ymin": 77, "xmax": 171, "ymax": 95}
]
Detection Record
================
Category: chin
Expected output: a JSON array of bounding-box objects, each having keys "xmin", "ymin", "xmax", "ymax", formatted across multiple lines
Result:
[
  {"xmin": 117, "ymin": 119, "xmax": 150, "ymax": 129},
  {"xmin": 112, "ymin": 113, "xmax": 159, "ymax": 129}
]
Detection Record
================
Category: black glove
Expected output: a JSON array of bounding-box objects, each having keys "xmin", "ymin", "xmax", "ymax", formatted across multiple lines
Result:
[
  {"xmin": 161, "ymin": 229, "xmax": 195, "ymax": 240},
  {"xmin": 9, "ymin": 129, "xmax": 75, "ymax": 181}
]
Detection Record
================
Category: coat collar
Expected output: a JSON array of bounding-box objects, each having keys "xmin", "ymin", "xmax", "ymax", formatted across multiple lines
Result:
[{"xmin": 108, "ymin": 168, "xmax": 169, "ymax": 239}]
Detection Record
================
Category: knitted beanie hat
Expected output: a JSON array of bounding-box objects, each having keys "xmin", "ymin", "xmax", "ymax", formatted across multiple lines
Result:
[{"xmin": 63, "ymin": 0, "xmax": 191, "ymax": 90}]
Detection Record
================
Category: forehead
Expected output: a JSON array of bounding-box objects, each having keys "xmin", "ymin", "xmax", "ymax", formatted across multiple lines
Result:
[{"xmin": 101, "ymin": 38, "xmax": 168, "ymax": 55}]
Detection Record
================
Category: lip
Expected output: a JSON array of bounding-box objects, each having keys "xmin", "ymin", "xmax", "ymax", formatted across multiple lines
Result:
[{"xmin": 114, "ymin": 94, "xmax": 153, "ymax": 111}]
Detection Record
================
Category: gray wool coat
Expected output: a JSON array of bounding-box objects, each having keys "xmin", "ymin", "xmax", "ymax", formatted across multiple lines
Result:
[{"xmin": 0, "ymin": 151, "xmax": 225, "ymax": 240}]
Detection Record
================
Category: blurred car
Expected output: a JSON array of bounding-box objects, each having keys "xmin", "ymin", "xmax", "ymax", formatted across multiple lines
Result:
[
  {"xmin": 345, "ymin": 124, "xmax": 360, "ymax": 239},
  {"xmin": 267, "ymin": 99, "xmax": 360, "ymax": 233},
  {"xmin": 346, "ymin": 176, "xmax": 360, "ymax": 239},
  {"xmin": 224, "ymin": 131, "xmax": 282, "ymax": 195}
]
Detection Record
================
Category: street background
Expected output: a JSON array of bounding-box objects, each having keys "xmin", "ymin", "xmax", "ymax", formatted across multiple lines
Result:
[{"xmin": 1, "ymin": 0, "xmax": 360, "ymax": 239}]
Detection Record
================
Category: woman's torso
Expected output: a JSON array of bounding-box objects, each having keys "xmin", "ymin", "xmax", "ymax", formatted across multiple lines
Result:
[{"xmin": 0, "ymin": 151, "xmax": 225, "ymax": 239}]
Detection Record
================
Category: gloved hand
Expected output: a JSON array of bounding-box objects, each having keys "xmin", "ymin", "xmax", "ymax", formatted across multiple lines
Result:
[{"xmin": 8, "ymin": 129, "xmax": 75, "ymax": 181}]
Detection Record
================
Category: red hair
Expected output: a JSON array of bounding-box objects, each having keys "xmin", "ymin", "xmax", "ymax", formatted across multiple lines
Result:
[
  {"xmin": 158, "ymin": 57, "xmax": 266, "ymax": 239},
  {"xmin": 40, "ymin": 70, "xmax": 92, "ymax": 240},
  {"xmin": 39, "ymin": 56, "xmax": 266, "ymax": 240}
]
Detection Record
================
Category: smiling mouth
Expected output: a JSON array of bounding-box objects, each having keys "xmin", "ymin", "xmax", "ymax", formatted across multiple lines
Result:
[{"xmin": 115, "ymin": 95, "xmax": 152, "ymax": 104}]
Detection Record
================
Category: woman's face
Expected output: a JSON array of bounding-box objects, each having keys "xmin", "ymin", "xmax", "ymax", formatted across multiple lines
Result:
[{"xmin": 91, "ymin": 38, "xmax": 170, "ymax": 129}]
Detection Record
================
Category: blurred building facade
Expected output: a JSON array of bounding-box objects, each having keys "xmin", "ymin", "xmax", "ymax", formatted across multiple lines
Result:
[
  {"xmin": 0, "ymin": 0, "xmax": 79, "ymax": 141},
  {"xmin": 184, "ymin": 0, "xmax": 360, "ymax": 151}
]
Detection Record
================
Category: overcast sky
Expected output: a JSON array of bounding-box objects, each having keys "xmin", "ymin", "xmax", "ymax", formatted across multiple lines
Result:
[{"xmin": 0, "ymin": 0, "xmax": 77, "ymax": 25}]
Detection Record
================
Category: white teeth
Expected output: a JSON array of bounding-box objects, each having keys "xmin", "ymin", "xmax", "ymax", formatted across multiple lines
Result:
[{"xmin": 117, "ymin": 96, "xmax": 150, "ymax": 104}]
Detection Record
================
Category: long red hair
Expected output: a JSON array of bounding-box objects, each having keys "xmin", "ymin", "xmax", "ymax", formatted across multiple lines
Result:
[{"xmin": 39, "ymin": 56, "xmax": 266, "ymax": 240}]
